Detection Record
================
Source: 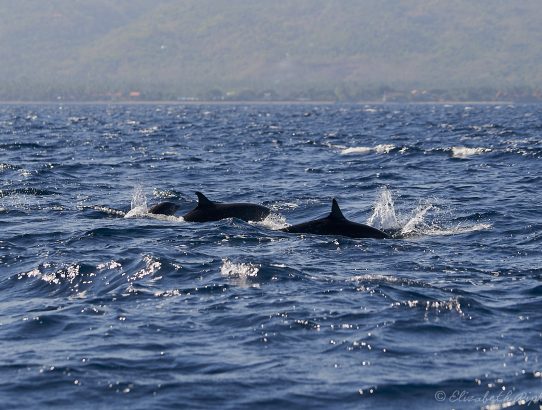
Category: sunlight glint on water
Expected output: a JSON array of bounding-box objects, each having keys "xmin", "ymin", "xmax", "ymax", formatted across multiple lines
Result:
[{"xmin": 0, "ymin": 103, "xmax": 538, "ymax": 409}]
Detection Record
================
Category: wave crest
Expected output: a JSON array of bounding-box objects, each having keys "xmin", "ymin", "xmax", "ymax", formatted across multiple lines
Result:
[
  {"xmin": 220, "ymin": 259, "xmax": 260, "ymax": 279},
  {"xmin": 341, "ymin": 144, "xmax": 395, "ymax": 155},
  {"xmin": 367, "ymin": 187, "xmax": 492, "ymax": 237}
]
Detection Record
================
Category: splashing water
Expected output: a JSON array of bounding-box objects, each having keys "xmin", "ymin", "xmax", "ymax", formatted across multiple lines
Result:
[
  {"xmin": 366, "ymin": 187, "xmax": 490, "ymax": 237},
  {"xmin": 221, "ymin": 259, "xmax": 260, "ymax": 287},
  {"xmin": 400, "ymin": 203, "xmax": 434, "ymax": 235},
  {"xmin": 366, "ymin": 186, "xmax": 439, "ymax": 236},
  {"xmin": 122, "ymin": 185, "xmax": 185, "ymax": 222},
  {"xmin": 254, "ymin": 212, "xmax": 288, "ymax": 230},
  {"xmin": 341, "ymin": 144, "xmax": 395, "ymax": 155},
  {"xmin": 451, "ymin": 146, "xmax": 491, "ymax": 158},
  {"xmin": 220, "ymin": 259, "xmax": 260, "ymax": 278},
  {"xmin": 130, "ymin": 185, "xmax": 147, "ymax": 210},
  {"xmin": 125, "ymin": 185, "xmax": 148, "ymax": 218},
  {"xmin": 367, "ymin": 187, "xmax": 401, "ymax": 231}
]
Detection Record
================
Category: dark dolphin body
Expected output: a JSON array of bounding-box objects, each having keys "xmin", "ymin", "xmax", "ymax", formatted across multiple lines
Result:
[
  {"xmin": 281, "ymin": 199, "xmax": 389, "ymax": 239},
  {"xmin": 182, "ymin": 192, "xmax": 270, "ymax": 222},
  {"xmin": 148, "ymin": 202, "xmax": 180, "ymax": 216}
]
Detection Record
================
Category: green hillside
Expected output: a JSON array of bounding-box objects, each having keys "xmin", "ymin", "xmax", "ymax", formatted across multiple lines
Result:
[{"xmin": 1, "ymin": 0, "xmax": 542, "ymax": 101}]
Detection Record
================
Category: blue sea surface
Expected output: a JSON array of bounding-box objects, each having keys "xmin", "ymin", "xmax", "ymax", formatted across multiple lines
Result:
[{"xmin": 0, "ymin": 103, "xmax": 541, "ymax": 409}]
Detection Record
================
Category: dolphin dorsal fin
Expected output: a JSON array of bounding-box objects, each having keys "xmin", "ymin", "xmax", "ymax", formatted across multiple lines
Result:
[
  {"xmin": 195, "ymin": 191, "xmax": 214, "ymax": 208},
  {"xmin": 329, "ymin": 198, "xmax": 346, "ymax": 219}
]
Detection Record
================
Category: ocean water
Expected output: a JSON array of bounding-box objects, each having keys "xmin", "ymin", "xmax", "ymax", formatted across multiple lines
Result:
[{"xmin": 0, "ymin": 103, "xmax": 541, "ymax": 409}]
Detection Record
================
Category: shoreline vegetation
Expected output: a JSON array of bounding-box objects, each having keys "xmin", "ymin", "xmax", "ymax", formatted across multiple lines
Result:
[
  {"xmin": 3, "ymin": 2, "xmax": 542, "ymax": 107},
  {"xmin": 0, "ymin": 86, "xmax": 540, "ymax": 105},
  {"xmin": 0, "ymin": 99, "xmax": 521, "ymax": 105}
]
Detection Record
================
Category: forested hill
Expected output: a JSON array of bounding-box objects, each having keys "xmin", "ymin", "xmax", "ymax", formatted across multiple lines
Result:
[{"xmin": 1, "ymin": 0, "xmax": 541, "ymax": 101}]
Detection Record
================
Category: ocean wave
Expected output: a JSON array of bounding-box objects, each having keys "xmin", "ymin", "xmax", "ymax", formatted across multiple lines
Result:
[
  {"xmin": 84, "ymin": 205, "xmax": 127, "ymax": 217},
  {"xmin": 128, "ymin": 255, "xmax": 162, "ymax": 282},
  {"xmin": 1, "ymin": 103, "xmax": 540, "ymax": 409},
  {"xmin": 367, "ymin": 186, "xmax": 492, "ymax": 238},
  {"xmin": 390, "ymin": 297, "xmax": 464, "ymax": 317},
  {"xmin": 341, "ymin": 144, "xmax": 396, "ymax": 155},
  {"xmin": 220, "ymin": 258, "xmax": 260, "ymax": 278},
  {"xmin": 252, "ymin": 212, "xmax": 288, "ymax": 230},
  {"xmin": 123, "ymin": 207, "xmax": 185, "ymax": 223},
  {"xmin": 13, "ymin": 254, "xmax": 175, "ymax": 298},
  {"xmin": 421, "ymin": 222, "xmax": 492, "ymax": 236},
  {"xmin": 350, "ymin": 273, "xmax": 431, "ymax": 289},
  {"xmin": 0, "ymin": 188, "xmax": 59, "ymax": 198},
  {"xmin": 0, "ymin": 162, "xmax": 20, "ymax": 172},
  {"xmin": 18, "ymin": 263, "xmax": 84, "ymax": 286},
  {"xmin": 451, "ymin": 146, "xmax": 492, "ymax": 158}
]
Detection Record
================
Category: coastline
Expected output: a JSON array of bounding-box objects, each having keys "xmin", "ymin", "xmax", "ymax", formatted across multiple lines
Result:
[{"xmin": 0, "ymin": 99, "xmax": 519, "ymax": 105}]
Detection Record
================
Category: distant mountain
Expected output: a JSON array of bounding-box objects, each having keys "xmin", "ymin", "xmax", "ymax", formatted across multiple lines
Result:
[{"xmin": 1, "ymin": 0, "xmax": 542, "ymax": 101}]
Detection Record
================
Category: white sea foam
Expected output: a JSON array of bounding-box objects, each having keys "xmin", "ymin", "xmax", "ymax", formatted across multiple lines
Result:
[
  {"xmin": 275, "ymin": 202, "xmax": 299, "ymax": 210},
  {"xmin": 97, "ymin": 260, "xmax": 122, "ymax": 271},
  {"xmin": 341, "ymin": 146, "xmax": 373, "ymax": 155},
  {"xmin": 128, "ymin": 255, "xmax": 162, "ymax": 282},
  {"xmin": 130, "ymin": 185, "xmax": 148, "ymax": 212},
  {"xmin": 421, "ymin": 223, "xmax": 492, "ymax": 236},
  {"xmin": 253, "ymin": 212, "xmax": 288, "ymax": 230},
  {"xmin": 124, "ymin": 185, "xmax": 184, "ymax": 222},
  {"xmin": 391, "ymin": 297, "xmax": 464, "ymax": 317},
  {"xmin": 375, "ymin": 144, "xmax": 395, "ymax": 153},
  {"xmin": 366, "ymin": 186, "xmax": 492, "ymax": 237},
  {"xmin": 451, "ymin": 146, "xmax": 491, "ymax": 158},
  {"xmin": 367, "ymin": 187, "xmax": 401, "ymax": 231},
  {"xmin": 341, "ymin": 144, "xmax": 395, "ymax": 155},
  {"xmin": 220, "ymin": 259, "xmax": 260, "ymax": 279},
  {"xmin": 124, "ymin": 205, "xmax": 148, "ymax": 218},
  {"xmin": 124, "ymin": 207, "xmax": 185, "ymax": 222},
  {"xmin": 151, "ymin": 214, "xmax": 185, "ymax": 223},
  {"xmin": 20, "ymin": 267, "xmax": 60, "ymax": 285},
  {"xmin": 18, "ymin": 263, "xmax": 81, "ymax": 285},
  {"xmin": 351, "ymin": 273, "xmax": 420, "ymax": 286},
  {"xmin": 400, "ymin": 203, "xmax": 434, "ymax": 235},
  {"xmin": 140, "ymin": 126, "xmax": 159, "ymax": 135},
  {"xmin": 154, "ymin": 289, "xmax": 181, "ymax": 298},
  {"xmin": 91, "ymin": 206, "xmax": 126, "ymax": 217}
]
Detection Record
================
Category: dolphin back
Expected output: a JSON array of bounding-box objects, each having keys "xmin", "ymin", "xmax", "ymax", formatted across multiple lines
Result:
[
  {"xmin": 281, "ymin": 199, "xmax": 389, "ymax": 239},
  {"xmin": 183, "ymin": 192, "xmax": 270, "ymax": 222},
  {"xmin": 148, "ymin": 202, "xmax": 180, "ymax": 216},
  {"xmin": 281, "ymin": 218, "xmax": 389, "ymax": 239}
]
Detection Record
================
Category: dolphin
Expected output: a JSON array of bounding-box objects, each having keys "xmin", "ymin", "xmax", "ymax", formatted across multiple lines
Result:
[
  {"xmin": 148, "ymin": 202, "xmax": 180, "ymax": 216},
  {"xmin": 281, "ymin": 199, "xmax": 389, "ymax": 239},
  {"xmin": 182, "ymin": 192, "xmax": 271, "ymax": 222}
]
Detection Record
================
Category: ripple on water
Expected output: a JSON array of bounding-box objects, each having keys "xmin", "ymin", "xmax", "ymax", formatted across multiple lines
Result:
[{"xmin": 0, "ymin": 103, "xmax": 540, "ymax": 409}]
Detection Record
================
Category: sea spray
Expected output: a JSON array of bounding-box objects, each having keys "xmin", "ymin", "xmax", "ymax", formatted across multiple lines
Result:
[
  {"xmin": 254, "ymin": 212, "xmax": 288, "ymax": 230},
  {"xmin": 367, "ymin": 186, "xmax": 435, "ymax": 236},
  {"xmin": 130, "ymin": 185, "xmax": 148, "ymax": 211},
  {"xmin": 125, "ymin": 185, "xmax": 148, "ymax": 218},
  {"xmin": 400, "ymin": 203, "xmax": 434, "ymax": 235},
  {"xmin": 367, "ymin": 186, "xmax": 401, "ymax": 231},
  {"xmin": 221, "ymin": 259, "xmax": 260, "ymax": 287},
  {"xmin": 367, "ymin": 187, "xmax": 491, "ymax": 237}
]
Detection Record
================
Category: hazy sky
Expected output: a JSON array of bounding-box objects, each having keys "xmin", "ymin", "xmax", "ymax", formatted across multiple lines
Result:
[{"xmin": 1, "ymin": 0, "xmax": 541, "ymax": 99}]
